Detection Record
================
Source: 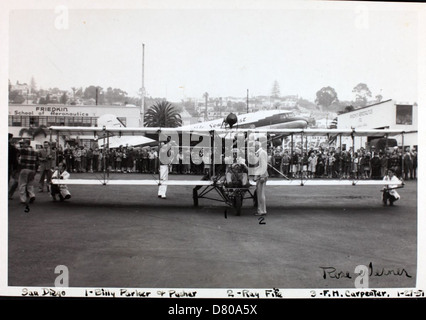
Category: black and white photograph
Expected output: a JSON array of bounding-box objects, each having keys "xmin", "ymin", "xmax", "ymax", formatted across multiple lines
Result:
[{"xmin": 1, "ymin": 0, "xmax": 425, "ymax": 307}]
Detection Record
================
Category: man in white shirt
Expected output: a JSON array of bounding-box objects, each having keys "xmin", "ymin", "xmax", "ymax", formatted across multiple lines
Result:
[
  {"xmin": 382, "ymin": 168, "xmax": 402, "ymax": 206},
  {"xmin": 158, "ymin": 141, "xmax": 175, "ymax": 199},
  {"xmin": 252, "ymin": 141, "xmax": 269, "ymax": 216}
]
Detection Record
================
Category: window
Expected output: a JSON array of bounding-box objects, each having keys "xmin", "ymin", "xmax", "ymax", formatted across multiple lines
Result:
[
  {"xmin": 47, "ymin": 116, "xmax": 57, "ymax": 126},
  {"xmin": 39, "ymin": 116, "xmax": 47, "ymax": 126},
  {"xmin": 82, "ymin": 118, "xmax": 91, "ymax": 127},
  {"xmin": 57, "ymin": 117, "xmax": 65, "ymax": 126},
  {"xmin": 29, "ymin": 116, "xmax": 39, "ymax": 127},
  {"xmin": 21, "ymin": 116, "xmax": 30, "ymax": 127},
  {"xmin": 10, "ymin": 116, "xmax": 22, "ymax": 126},
  {"xmin": 396, "ymin": 105, "xmax": 413, "ymax": 125}
]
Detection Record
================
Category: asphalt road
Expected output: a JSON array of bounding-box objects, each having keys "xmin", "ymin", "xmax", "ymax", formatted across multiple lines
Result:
[{"xmin": 8, "ymin": 173, "xmax": 417, "ymax": 289}]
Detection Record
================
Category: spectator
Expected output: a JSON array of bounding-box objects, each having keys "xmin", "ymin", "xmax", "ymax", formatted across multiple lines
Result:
[
  {"xmin": 379, "ymin": 152, "xmax": 388, "ymax": 179},
  {"xmin": 81, "ymin": 145, "xmax": 87, "ymax": 173},
  {"xmin": 115, "ymin": 148, "xmax": 123, "ymax": 172},
  {"xmin": 301, "ymin": 152, "xmax": 309, "ymax": 179},
  {"xmin": 308, "ymin": 151, "xmax": 317, "ymax": 178},
  {"xmin": 281, "ymin": 150, "xmax": 290, "ymax": 177},
  {"xmin": 64, "ymin": 145, "xmax": 74, "ymax": 173},
  {"xmin": 388, "ymin": 148, "xmax": 401, "ymax": 178},
  {"xmin": 38, "ymin": 141, "xmax": 55, "ymax": 192},
  {"xmin": 127, "ymin": 147, "xmax": 135, "ymax": 173},
  {"xmin": 361, "ymin": 152, "xmax": 371, "ymax": 179},
  {"xmin": 73, "ymin": 146, "xmax": 81, "ymax": 172},
  {"xmin": 342, "ymin": 151, "xmax": 351, "ymax": 179},
  {"xmin": 109, "ymin": 149, "xmax": 116, "ymax": 172},
  {"xmin": 371, "ymin": 152, "xmax": 382, "ymax": 180},
  {"xmin": 86, "ymin": 148, "xmax": 93, "ymax": 172},
  {"xmin": 56, "ymin": 144, "xmax": 64, "ymax": 165},
  {"xmin": 135, "ymin": 148, "xmax": 142, "ymax": 173},
  {"xmin": 403, "ymin": 148, "xmax": 413, "ymax": 180},
  {"xmin": 8, "ymin": 133, "xmax": 20, "ymax": 200},
  {"xmin": 141, "ymin": 147, "xmax": 149, "ymax": 173},
  {"xmin": 412, "ymin": 151, "xmax": 417, "ymax": 180},
  {"xmin": 327, "ymin": 152, "xmax": 335, "ymax": 178},
  {"xmin": 291, "ymin": 151, "xmax": 299, "ymax": 178},
  {"xmin": 148, "ymin": 147, "xmax": 157, "ymax": 174},
  {"xmin": 352, "ymin": 152, "xmax": 359, "ymax": 179},
  {"xmin": 121, "ymin": 147, "xmax": 128, "ymax": 173},
  {"xmin": 316, "ymin": 152, "xmax": 325, "ymax": 178},
  {"xmin": 332, "ymin": 152, "xmax": 340, "ymax": 178},
  {"xmin": 183, "ymin": 147, "xmax": 191, "ymax": 174},
  {"xmin": 93, "ymin": 148, "xmax": 100, "ymax": 172},
  {"xmin": 18, "ymin": 140, "xmax": 39, "ymax": 204},
  {"xmin": 272, "ymin": 147, "xmax": 283, "ymax": 177}
]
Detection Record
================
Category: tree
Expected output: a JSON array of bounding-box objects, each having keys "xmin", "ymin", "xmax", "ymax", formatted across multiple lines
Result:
[
  {"xmin": 60, "ymin": 92, "xmax": 68, "ymax": 104},
  {"xmin": 9, "ymin": 90, "xmax": 25, "ymax": 104},
  {"xmin": 271, "ymin": 80, "xmax": 281, "ymax": 98},
  {"xmin": 315, "ymin": 86, "xmax": 339, "ymax": 110},
  {"xmin": 343, "ymin": 105, "xmax": 355, "ymax": 113},
  {"xmin": 144, "ymin": 100, "xmax": 182, "ymax": 128},
  {"xmin": 83, "ymin": 86, "xmax": 104, "ymax": 104},
  {"xmin": 30, "ymin": 76, "xmax": 37, "ymax": 93},
  {"xmin": 105, "ymin": 87, "xmax": 128, "ymax": 105},
  {"xmin": 352, "ymin": 83, "xmax": 372, "ymax": 108}
]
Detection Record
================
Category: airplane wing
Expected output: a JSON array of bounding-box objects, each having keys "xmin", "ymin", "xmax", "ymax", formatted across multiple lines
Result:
[
  {"xmin": 51, "ymin": 179, "xmax": 214, "ymax": 186},
  {"xmin": 48, "ymin": 126, "xmax": 416, "ymax": 136},
  {"xmin": 263, "ymin": 179, "xmax": 404, "ymax": 186},
  {"xmin": 52, "ymin": 177, "xmax": 402, "ymax": 187}
]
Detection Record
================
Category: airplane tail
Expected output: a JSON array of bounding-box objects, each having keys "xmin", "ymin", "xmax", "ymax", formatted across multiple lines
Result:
[{"xmin": 97, "ymin": 114, "xmax": 126, "ymax": 128}]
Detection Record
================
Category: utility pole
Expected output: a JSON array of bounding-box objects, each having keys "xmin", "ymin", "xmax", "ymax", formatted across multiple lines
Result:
[
  {"xmin": 246, "ymin": 89, "xmax": 249, "ymax": 113},
  {"xmin": 141, "ymin": 43, "xmax": 145, "ymax": 127}
]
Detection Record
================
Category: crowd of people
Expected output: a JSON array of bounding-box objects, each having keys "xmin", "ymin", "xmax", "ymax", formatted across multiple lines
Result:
[
  {"xmin": 8, "ymin": 133, "xmax": 417, "ymax": 207},
  {"xmin": 47, "ymin": 141, "xmax": 418, "ymax": 182},
  {"xmin": 8, "ymin": 135, "xmax": 72, "ymax": 204},
  {"xmin": 60, "ymin": 144, "xmax": 211, "ymax": 176},
  {"xmin": 266, "ymin": 145, "xmax": 417, "ymax": 181}
]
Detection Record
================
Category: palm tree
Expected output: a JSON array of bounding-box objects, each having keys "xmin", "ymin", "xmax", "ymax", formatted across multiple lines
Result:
[{"xmin": 144, "ymin": 100, "xmax": 182, "ymax": 128}]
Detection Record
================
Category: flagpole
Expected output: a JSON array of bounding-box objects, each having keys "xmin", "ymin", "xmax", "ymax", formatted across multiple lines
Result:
[{"xmin": 141, "ymin": 43, "xmax": 145, "ymax": 127}]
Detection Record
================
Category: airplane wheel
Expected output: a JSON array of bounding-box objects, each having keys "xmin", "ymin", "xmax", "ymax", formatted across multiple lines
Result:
[
  {"xmin": 234, "ymin": 193, "xmax": 243, "ymax": 216},
  {"xmin": 193, "ymin": 189, "xmax": 198, "ymax": 207}
]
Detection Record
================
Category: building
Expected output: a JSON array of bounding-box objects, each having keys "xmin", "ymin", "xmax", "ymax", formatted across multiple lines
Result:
[
  {"xmin": 9, "ymin": 104, "xmax": 142, "ymax": 148},
  {"xmin": 337, "ymin": 99, "xmax": 418, "ymax": 151}
]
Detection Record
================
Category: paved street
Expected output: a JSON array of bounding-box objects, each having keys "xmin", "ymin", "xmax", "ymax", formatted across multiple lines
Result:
[{"xmin": 8, "ymin": 173, "xmax": 417, "ymax": 289}]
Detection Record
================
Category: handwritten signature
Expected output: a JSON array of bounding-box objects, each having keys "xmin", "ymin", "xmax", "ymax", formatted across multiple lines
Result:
[{"xmin": 320, "ymin": 262, "xmax": 412, "ymax": 280}]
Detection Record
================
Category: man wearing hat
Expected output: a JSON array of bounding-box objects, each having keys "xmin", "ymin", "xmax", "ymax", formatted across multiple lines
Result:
[
  {"xmin": 382, "ymin": 168, "xmax": 402, "ymax": 206},
  {"xmin": 38, "ymin": 141, "xmax": 55, "ymax": 192}
]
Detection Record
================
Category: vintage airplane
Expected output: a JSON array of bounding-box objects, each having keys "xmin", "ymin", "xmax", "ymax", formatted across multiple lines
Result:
[
  {"xmin": 49, "ymin": 113, "xmax": 413, "ymax": 215},
  {"xmin": 94, "ymin": 109, "xmax": 309, "ymax": 148},
  {"xmin": 180, "ymin": 109, "xmax": 309, "ymax": 131}
]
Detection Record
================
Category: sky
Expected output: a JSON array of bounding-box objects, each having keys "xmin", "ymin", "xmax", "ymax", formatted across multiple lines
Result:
[{"xmin": 7, "ymin": 1, "xmax": 422, "ymax": 104}]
